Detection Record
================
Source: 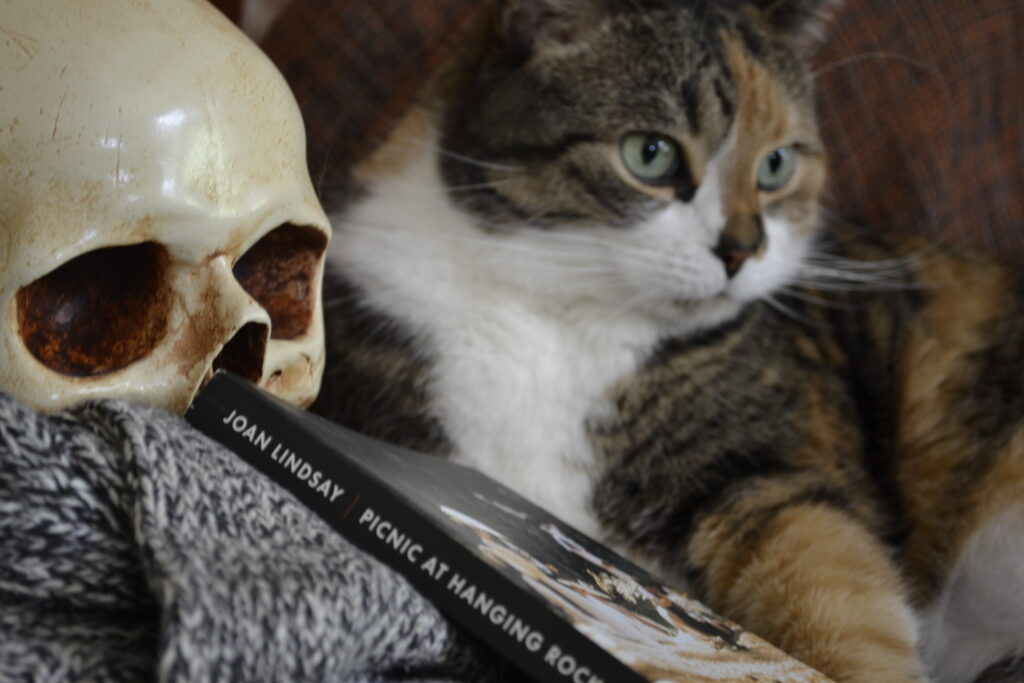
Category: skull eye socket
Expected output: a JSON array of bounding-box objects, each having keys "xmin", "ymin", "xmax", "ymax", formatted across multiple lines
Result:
[
  {"xmin": 16, "ymin": 243, "xmax": 171, "ymax": 377},
  {"xmin": 233, "ymin": 224, "xmax": 328, "ymax": 341}
]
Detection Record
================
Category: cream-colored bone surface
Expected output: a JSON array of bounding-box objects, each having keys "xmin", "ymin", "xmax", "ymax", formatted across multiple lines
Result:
[{"xmin": 0, "ymin": 0, "xmax": 329, "ymax": 413}]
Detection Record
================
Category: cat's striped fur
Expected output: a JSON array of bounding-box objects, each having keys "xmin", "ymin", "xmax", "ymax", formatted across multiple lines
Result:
[{"xmin": 315, "ymin": 1, "xmax": 1024, "ymax": 681}]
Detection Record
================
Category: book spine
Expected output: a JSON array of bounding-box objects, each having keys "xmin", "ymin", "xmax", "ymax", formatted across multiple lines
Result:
[{"xmin": 186, "ymin": 373, "xmax": 646, "ymax": 683}]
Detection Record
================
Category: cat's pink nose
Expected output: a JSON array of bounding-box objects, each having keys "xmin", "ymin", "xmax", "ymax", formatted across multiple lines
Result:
[
  {"xmin": 714, "ymin": 238, "xmax": 756, "ymax": 277},
  {"xmin": 714, "ymin": 214, "xmax": 764, "ymax": 277}
]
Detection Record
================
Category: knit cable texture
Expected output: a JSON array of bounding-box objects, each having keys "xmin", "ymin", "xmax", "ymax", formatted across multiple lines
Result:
[{"xmin": 0, "ymin": 392, "xmax": 499, "ymax": 682}]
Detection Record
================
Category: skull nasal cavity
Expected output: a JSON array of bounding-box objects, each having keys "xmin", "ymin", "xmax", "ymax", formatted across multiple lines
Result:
[
  {"xmin": 233, "ymin": 224, "xmax": 328, "ymax": 340},
  {"xmin": 211, "ymin": 323, "xmax": 268, "ymax": 384},
  {"xmin": 16, "ymin": 243, "xmax": 171, "ymax": 377}
]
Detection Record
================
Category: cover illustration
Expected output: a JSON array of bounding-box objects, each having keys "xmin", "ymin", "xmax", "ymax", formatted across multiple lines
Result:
[{"xmin": 187, "ymin": 371, "xmax": 829, "ymax": 683}]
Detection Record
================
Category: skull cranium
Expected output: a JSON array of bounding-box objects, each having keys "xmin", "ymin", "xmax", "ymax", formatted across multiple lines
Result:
[{"xmin": 0, "ymin": 0, "xmax": 330, "ymax": 413}]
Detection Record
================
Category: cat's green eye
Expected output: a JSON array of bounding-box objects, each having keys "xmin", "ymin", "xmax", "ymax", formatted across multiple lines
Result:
[
  {"xmin": 757, "ymin": 146, "xmax": 798, "ymax": 191},
  {"xmin": 620, "ymin": 133, "xmax": 682, "ymax": 185}
]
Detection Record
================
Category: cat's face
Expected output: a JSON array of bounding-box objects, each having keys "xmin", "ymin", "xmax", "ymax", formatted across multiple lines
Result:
[{"xmin": 439, "ymin": 0, "xmax": 832, "ymax": 323}]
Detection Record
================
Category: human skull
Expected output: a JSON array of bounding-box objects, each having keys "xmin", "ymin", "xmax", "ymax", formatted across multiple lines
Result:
[{"xmin": 0, "ymin": 0, "xmax": 330, "ymax": 414}]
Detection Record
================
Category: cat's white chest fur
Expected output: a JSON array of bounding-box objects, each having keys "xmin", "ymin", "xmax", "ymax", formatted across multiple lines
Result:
[
  {"xmin": 329, "ymin": 141, "xmax": 665, "ymax": 537},
  {"xmin": 426, "ymin": 306, "xmax": 653, "ymax": 536}
]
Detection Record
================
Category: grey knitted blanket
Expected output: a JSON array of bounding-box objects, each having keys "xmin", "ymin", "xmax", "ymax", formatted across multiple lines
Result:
[{"xmin": 0, "ymin": 392, "xmax": 503, "ymax": 682}]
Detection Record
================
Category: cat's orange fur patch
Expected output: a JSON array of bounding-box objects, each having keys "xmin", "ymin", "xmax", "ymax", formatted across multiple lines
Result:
[
  {"xmin": 897, "ymin": 250, "xmax": 1023, "ymax": 602},
  {"xmin": 693, "ymin": 502, "xmax": 923, "ymax": 682},
  {"xmin": 353, "ymin": 106, "xmax": 435, "ymax": 183}
]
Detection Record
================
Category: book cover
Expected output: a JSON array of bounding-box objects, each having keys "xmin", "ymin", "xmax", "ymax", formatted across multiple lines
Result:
[{"xmin": 186, "ymin": 371, "xmax": 830, "ymax": 683}]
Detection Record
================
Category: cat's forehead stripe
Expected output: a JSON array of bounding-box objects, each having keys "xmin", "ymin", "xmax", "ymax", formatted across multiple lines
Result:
[
  {"xmin": 711, "ymin": 76, "xmax": 737, "ymax": 123},
  {"xmin": 722, "ymin": 32, "xmax": 791, "ymax": 143},
  {"xmin": 667, "ymin": 18, "xmax": 740, "ymax": 147},
  {"xmin": 680, "ymin": 78, "xmax": 702, "ymax": 135}
]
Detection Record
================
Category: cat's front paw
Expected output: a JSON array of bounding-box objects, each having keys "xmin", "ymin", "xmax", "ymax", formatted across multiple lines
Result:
[{"xmin": 806, "ymin": 646, "xmax": 929, "ymax": 683}]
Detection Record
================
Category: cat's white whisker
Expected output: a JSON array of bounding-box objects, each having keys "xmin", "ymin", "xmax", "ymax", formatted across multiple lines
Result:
[
  {"xmin": 775, "ymin": 285, "xmax": 844, "ymax": 309},
  {"xmin": 446, "ymin": 177, "xmax": 526, "ymax": 193},
  {"xmin": 799, "ymin": 263, "xmax": 906, "ymax": 282},
  {"xmin": 803, "ymin": 253, "xmax": 921, "ymax": 271},
  {"xmin": 814, "ymin": 210, "xmax": 954, "ymax": 272},
  {"xmin": 788, "ymin": 276, "xmax": 932, "ymax": 293},
  {"xmin": 791, "ymin": 269, "xmax": 898, "ymax": 287},
  {"xmin": 811, "ymin": 50, "xmax": 949, "ymax": 88},
  {"xmin": 763, "ymin": 293, "xmax": 816, "ymax": 326},
  {"xmin": 387, "ymin": 129, "xmax": 524, "ymax": 172},
  {"xmin": 807, "ymin": 238, "xmax": 943, "ymax": 271},
  {"xmin": 461, "ymin": 237, "xmax": 599, "ymax": 264}
]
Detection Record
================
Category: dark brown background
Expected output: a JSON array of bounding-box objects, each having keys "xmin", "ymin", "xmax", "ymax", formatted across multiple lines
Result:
[{"xmin": 213, "ymin": 0, "xmax": 1024, "ymax": 261}]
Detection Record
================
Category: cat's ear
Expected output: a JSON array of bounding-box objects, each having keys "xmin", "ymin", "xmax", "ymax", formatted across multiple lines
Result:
[
  {"xmin": 743, "ymin": 0, "xmax": 843, "ymax": 46},
  {"xmin": 497, "ymin": 0, "xmax": 608, "ymax": 53}
]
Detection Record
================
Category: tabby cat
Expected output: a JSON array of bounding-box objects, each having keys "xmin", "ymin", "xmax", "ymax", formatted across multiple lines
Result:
[{"xmin": 313, "ymin": 1, "xmax": 1024, "ymax": 681}]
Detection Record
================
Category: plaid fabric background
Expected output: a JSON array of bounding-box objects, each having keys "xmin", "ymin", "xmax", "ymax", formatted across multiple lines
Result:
[
  {"xmin": 814, "ymin": 0, "xmax": 1024, "ymax": 258},
  {"xmin": 261, "ymin": 0, "xmax": 494, "ymax": 190},
  {"xmin": 255, "ymin": 0, "xmax": 1024, "ymax": 260}
]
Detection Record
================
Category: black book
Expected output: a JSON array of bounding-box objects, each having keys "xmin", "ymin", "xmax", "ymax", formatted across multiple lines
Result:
[{"xmin": 186, "ymin": 371, "xmax": 827, "ymax": 683}]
